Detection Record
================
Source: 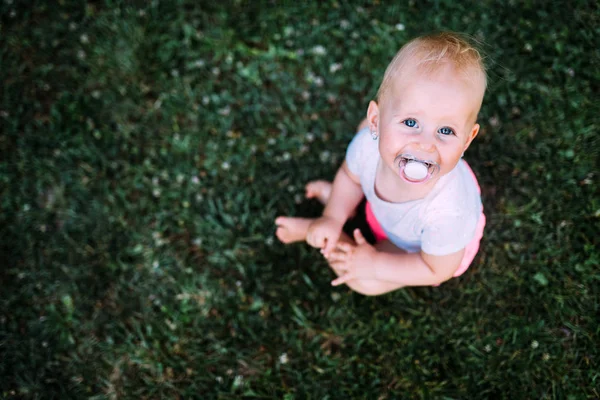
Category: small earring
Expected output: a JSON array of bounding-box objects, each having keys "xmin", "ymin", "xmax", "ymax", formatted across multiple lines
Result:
[
  {"xmin": 371, "ymin": 130, "xmax": 378, "ymax": 140},
  {"xmin": 461, "ymin": 151, "xmax": 465, "ymax": 158}
]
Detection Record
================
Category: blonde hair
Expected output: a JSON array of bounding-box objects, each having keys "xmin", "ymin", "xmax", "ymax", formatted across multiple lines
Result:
[{"xmin": 376, "ymin": 32, "xmax": 487, "ymax": 102}]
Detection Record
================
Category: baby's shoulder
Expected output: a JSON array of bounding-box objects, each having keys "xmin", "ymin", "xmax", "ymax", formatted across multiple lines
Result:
[
  {"xmin": 348, "ymin": 126, "xmax": 373, "ymax": 147},
  {"xmin": 346, "ymin": 127, "xmax": 379, "ymax": 171}
]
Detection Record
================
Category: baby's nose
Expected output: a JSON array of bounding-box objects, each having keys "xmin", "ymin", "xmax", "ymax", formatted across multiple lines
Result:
[{"xmin": 417, "ymin": 138, "xmax": 436, "ymax": 153}]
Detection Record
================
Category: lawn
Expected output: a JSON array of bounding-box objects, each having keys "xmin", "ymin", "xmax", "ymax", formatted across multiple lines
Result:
[{"xmin": 1, "ymin": 1, "xmax": 598, "ymax": 398}]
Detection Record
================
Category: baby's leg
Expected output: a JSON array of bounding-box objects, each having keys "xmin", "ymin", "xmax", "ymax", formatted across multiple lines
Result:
[
  {"xmin": 278, "ymin": 117, "xmax": 366, "ymax": 242},
  {"xmin": 275, "ymin": 217, "xmax": 404, "ymax": 295},
  {"xmin": 275, "ymin": 181, "xmax": 332, "ymax": 244},
  {"xmin": 275, "ymin": 216, "xmax": 313, "ymax": 244},
  {"xmin": 305, "ymin": 180, "xmax": 332, "ymax": 205},
  {"xmin": 305, "ymin": 180, "xmax": 356, "ymax": 217}
]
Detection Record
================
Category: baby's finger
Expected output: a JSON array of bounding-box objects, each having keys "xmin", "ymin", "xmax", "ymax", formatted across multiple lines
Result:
[
  {"xmin": 328, "ymin": 258, "xmax": 349, "ymax": 271},
  {"xmin": 323, "ymin": 236, "xmax": 337, "ymax": 255},
  {"xmin": 314, "ymin": 232, "xmax": 325, "ymax": 247},
  {"xmin": 331, "ymin": 272, "xmax": 354, "ymax": 286},
  {"xmin": 336, "ymin": 242, "xmax": 353, "ymax": 253},
  {"xmin": 326, "ymin": 250, "xmax": 347, "ymax": 262},
  {"xmin": 353, "ymin": 229, "xmax": 367, "ymax": 245}
]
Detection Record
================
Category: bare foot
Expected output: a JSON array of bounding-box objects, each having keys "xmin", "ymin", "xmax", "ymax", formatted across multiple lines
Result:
[
  {"xmin": 305, "ymin": 180, "xmax": 332, "ymax": 205},
  {"xmin": 275, "ymin": 216, "xmax": 313, "ymax": 244},
  {"xmin": 304, "ymin": 179, "xmax": 356, "ymax": 218}
]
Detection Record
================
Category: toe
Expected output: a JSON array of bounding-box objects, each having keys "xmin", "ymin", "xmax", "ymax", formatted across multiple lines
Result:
[
  {"xmin": 305, "ymin": 186, "xmax": 316, "ymax": 198},
  {"xmin": 275, "ymin": 226, "xmax": 284, "ymax": 240},
  {"xmin": 276, "ymin": 227, "xmax": 290, "ymax": 243},
  {"xmin": 275, "ymin": 216, "xmax": 286, "ymax": 226}
]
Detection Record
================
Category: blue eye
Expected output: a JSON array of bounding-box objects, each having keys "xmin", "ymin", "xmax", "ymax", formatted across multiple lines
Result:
[
  {"xmin": 403, "ymin": 119, "xmax": 418, "ymax": 128},
  {"xmin": 438, "ymin": 127, "xmax": 455, "ymax": 136}
]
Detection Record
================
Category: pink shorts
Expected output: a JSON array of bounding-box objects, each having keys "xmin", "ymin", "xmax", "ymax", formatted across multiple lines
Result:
[{"xmin": 365, "ymin": 163, "xmax": 485, "ymax": 278}]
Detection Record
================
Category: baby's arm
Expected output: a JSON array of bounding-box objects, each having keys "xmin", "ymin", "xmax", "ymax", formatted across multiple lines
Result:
[
  {"xmin": 330, "ymin": 232, "xmax": 464, "ymax": 287},
  {"xmin": 372, "ymin": 249, "xmax": 464, "ymax": 286},
  {"xmin": 306, "ymin": 161, "xmax": 364, "ymax": 253},
  {"xmin": 323, "ymin": 161, "xmax": 363, "ymax": 225}
]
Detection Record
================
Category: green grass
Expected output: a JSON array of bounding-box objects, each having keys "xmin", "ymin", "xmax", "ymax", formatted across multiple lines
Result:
[{"xmin": 1, "ymin": 1, "xmax": 598, "ymax": 398}]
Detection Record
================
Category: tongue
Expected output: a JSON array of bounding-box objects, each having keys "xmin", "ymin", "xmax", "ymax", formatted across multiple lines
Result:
[{"xmin": 404, "ymin": 161, "xmax": 428, "ymax": 181}]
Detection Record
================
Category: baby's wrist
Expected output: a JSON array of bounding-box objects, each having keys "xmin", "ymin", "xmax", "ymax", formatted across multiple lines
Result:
[
  {"xmin": 322, "ymin": 210, "xmax": 347, "ymax": 226},
  {"xmin": 323, "ymin": 216, "xmax": 345, "ymax": 229}
]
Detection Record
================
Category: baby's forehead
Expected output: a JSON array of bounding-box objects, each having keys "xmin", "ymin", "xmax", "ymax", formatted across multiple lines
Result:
[
  {"xmin": 391, "ymin": 64, "xmax": 486, "ymax": 100},
  {"xmin": 402, "ymin": 61, "xmax": 483, "ymax": 86},
  {"xmin": 385, "ymin": 67, "xmax": 485, "ymax": 122}
]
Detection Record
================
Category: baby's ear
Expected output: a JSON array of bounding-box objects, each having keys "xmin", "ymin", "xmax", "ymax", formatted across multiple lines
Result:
[
  {"xmin": 367, "ymin": 100, "xmax": 380, "ymax": 132},
  {"xmin": 463, "ymin": 123, "xmax": 480, "ymax": 151}
]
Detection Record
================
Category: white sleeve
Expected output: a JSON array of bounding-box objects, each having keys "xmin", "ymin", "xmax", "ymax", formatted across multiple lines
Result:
[{"xmin": 345, "ymin": 127, "xmax": 370, "ymax": 177}]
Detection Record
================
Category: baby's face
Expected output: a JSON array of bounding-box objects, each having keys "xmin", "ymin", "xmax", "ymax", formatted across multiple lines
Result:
[{"xmin": 372, "ymin": 65, "xmax": 484, "ymax": 184}]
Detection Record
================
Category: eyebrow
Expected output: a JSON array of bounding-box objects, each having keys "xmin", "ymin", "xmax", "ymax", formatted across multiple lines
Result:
[{"xmin": 392, "ymin": 109, "xmax": 425, "ymax": 118}]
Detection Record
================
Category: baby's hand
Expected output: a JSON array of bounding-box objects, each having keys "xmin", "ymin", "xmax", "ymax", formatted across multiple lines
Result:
[
  {"xmin": 306, "ymin": 216, "xmax": 344, "ymax": 255},
  {"xmin": 327, "ymin": 229, "xmax": 378, "ymax": 286}
]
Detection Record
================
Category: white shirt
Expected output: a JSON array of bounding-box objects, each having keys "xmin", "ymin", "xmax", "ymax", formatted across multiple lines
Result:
[{"xmin": 345, "ymin": 128, "xmax": 483, "ymax": 256}]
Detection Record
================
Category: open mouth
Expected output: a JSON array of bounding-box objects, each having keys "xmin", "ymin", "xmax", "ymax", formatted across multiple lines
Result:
[{"xmin": 395, "ymin": 154, "xmax": 440, "ymax": 184}]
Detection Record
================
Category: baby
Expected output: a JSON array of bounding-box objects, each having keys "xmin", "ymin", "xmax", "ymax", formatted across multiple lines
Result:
[{"xmin": 275, "ymin": 32, "xmax": 487, "ymax": 296}]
